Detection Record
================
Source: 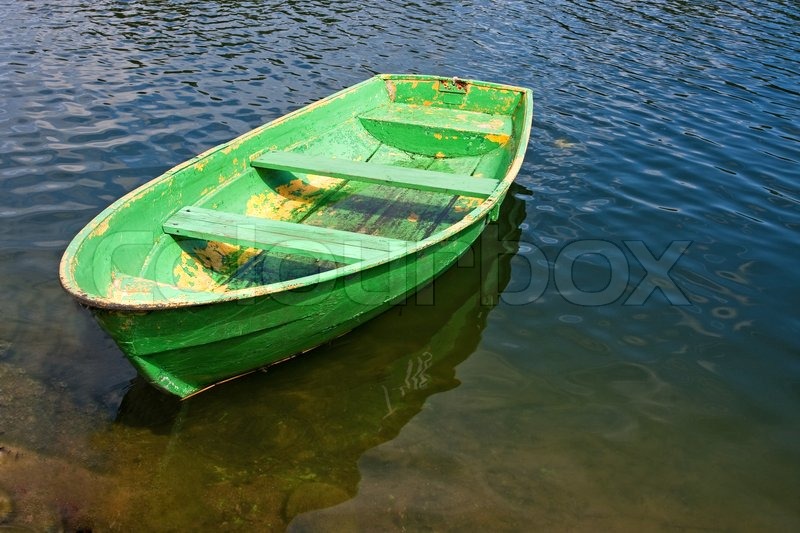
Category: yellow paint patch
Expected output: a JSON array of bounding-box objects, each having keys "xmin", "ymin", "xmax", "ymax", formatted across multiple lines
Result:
[
  {"xmin": 108, "ymin": 274, "xmax": 177, "ymax": 301},
  {"xmin": 221, "ymin": 140, "xmax": 243, "ymax": 155},
  {"xmin": 109, "ymin": 274, "xmax": 145, "ymax": 298},
  {"xmin": 435, "ymin": 152, "xmax": 446, "ymax": 159},
  {"xmin": 453, "ymin": 197, "xmax": 482, "ymax": 214},
  {"xmin": 193, "ymin": 160, "xmax": 208, "ymax": 172},
  {"xmin": 90, "ymin": 218, "xmax": 111, "ymax": 238},
  {"xmin": 485, "ymin": 133, "xmax": 510, "ymax": 144},
  {"xmin": 433, "ymin": 133, "xmax": 443, "ymax": 140},
  {"xmin": 245, "ymin": 175, "xmax": 339, "ymax": 220},
  {"xmin": 246, "ymin": 191, "xmax": 283, "ymax": 217},
  {"xmin": 276, "ymin": 176, "xmax": 337, "ymax": 198},
  {"xmin": 173, "ymin": 251, "xmax": 224, "ymax": 292},
  {"xmin": 195, "ymin": 241, "xmax": 238, "ymax": 272}
]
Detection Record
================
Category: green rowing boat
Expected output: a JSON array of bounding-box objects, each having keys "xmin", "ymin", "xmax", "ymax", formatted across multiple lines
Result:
[{"xmin": 59, "ymin": 74, "xmax": 533, "ymax": 398}]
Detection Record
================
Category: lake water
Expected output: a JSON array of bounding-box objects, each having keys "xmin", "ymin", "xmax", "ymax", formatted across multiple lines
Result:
[{"xmin": 1, "ymin": 0, "xmax": 798, "ymax": 530}]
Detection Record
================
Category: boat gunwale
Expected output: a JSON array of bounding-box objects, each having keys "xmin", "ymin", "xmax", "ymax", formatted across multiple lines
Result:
[{"xmin": 59, "ymin": 74, "xmax": 533, "ymax": 311}]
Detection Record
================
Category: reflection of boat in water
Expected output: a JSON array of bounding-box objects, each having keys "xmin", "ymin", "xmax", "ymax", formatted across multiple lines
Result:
[{"xmin": 108, "ymin": 190, "xmax": 527, "ymax": 529}]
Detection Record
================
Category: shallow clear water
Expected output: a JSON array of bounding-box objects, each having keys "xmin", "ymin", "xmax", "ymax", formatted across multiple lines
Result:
[{"xmin": 1, "ymin": 0, "xmax": 798, "ymax": 530}]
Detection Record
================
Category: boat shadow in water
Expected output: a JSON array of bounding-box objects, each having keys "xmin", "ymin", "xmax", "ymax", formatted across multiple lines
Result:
[{"xmin": 106, "ymin": 188, "xmax": 527, "ymax": 529}]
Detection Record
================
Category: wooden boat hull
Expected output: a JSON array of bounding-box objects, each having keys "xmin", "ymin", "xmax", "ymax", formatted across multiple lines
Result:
[
  {"xmin": 60, "ymin": 74, "xmax": 533, "ymax": 397},
  {"xmin": 93, "ymin": 221, "xmax": 485, "ymax": 397}
]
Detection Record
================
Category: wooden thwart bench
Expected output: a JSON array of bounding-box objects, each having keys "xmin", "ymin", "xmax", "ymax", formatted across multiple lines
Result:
[
  {"xmin": 163, "ymin": 206, "xmax": 406, "ymax": 264},
  {"xmin": 251, "ymin": 152, "xmax": 498, "ymax": 198}
]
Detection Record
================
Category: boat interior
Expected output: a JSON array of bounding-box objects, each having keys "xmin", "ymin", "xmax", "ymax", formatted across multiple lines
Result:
[{"xmin": 73, "ymin": 76, "xmax": 530, "ymax": 301}]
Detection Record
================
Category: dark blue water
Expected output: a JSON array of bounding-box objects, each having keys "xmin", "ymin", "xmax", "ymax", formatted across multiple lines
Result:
[{"xmin": 1, "ymin": 0, "xmax": 798, "ymax": 530}]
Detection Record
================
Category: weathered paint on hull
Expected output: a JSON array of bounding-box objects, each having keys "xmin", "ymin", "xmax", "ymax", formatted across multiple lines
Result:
[{"xmin": 94, "ymin": 220, "xmax": 487, "ymax": 397}]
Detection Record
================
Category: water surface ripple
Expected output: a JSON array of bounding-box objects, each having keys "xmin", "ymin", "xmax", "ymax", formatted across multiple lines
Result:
[{"xmin": 0, "ymin": 0, "xmax": 798, "ymax": 530}]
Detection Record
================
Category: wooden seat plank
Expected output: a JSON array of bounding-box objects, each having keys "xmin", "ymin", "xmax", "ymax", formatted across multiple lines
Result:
[
  {"xmin": 251, "ymin": 152, "xmax": 498, "ymax": 198},
  {"xmin": 163, "ymin": 206, "xmax": 406, "ymax": 264}
]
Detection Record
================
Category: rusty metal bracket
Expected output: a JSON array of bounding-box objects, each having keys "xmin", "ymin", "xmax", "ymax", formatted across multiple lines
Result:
[
  {"xmin": 439, "ymin": 77, "xmax": 468, "ymax": 104},
  {"xmin": 439, "ymin": 77, "xmax": 468, "ymax": 94}
]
